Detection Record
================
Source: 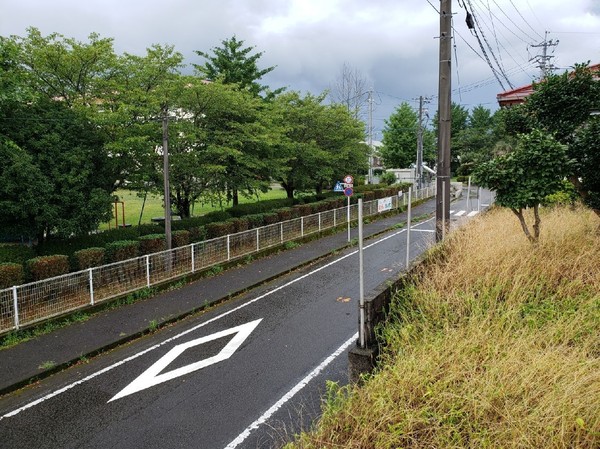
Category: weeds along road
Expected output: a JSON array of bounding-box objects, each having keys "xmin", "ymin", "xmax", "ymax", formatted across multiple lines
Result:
[{"xmin": 0, "ymin": 192, "xmax": 490, "ymax": 449}]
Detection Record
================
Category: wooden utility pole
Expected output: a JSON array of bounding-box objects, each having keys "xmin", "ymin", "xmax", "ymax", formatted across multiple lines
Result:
[
  {"xmin": 436, "ymin": 0, "xmax": 452, "ymax": 241},
  {"xmin": 162, "ymin": 105, "xmax": 172, "ymax": 251},
  {"xmin": 416, "ymin": 95, "xmax": 424, "ymax": 190}
]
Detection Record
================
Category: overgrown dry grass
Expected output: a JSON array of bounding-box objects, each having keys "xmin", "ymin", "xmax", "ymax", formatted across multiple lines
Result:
[{"xmin": 286, "ymin": 206, "xmax": 600, "ymax": 448}]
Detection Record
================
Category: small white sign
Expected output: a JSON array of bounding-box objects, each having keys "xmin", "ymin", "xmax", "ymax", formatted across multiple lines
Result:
[
  {"xmin": 377, "ymin": 197, "xmax": 393, "ymax": 212},
  {"xmin": 343, "ymin": 175, "xmax": 354, "ymax": 185}
]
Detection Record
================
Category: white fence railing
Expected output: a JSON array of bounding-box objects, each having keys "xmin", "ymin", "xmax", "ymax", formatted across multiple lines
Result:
[{"xmin": 0, "ymin": 186, "xmax": 436, "ymax": 334}]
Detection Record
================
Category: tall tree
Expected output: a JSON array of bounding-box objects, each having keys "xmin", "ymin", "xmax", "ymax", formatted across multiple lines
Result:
[
  {"xmin": 194, "ymin": 36, "xmax": 282, "ymax": 98},
  {"xmin": 329, "ymin": 62, "xmax": 369, "ymax": 120},
  {"xmin": 274, "ymin": 91, "xmax": 368, "ymax": 198},
  {"xmin": 380, "ymin": 102, "xmax": 418, "ymax": 169},
  {"xmin": 453, "ymin": 105, "xmax": 497, "ymax": 175}
]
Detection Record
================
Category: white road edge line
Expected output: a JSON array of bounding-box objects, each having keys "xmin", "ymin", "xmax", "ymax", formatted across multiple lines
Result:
[
  {"xmin": 2, "ymin": 222, "xmax": 421, "ymax": 420},
  {"xmin": 224, "ymin": 332, "xmax": 358, "ymax": 449}
]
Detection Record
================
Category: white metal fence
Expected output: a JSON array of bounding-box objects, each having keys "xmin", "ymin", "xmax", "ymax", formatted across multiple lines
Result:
[{"xmin": 0, "ymin": 186, "xmax": 436, "ymax": 334}]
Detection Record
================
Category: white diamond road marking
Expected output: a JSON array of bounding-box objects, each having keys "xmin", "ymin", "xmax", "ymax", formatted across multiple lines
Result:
[
  {"xmin": 109, "ymin": 319, "xmax": 263, "ymax": 402},
  {"xmin": 467, "ymin": 211, "xmax": 479, "ymax": 217}
]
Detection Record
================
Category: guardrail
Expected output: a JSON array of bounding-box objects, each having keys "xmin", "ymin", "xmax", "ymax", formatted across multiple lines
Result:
[{"xmin": 0, "ymin": 186, "xmax": 436, "ymax": 334}]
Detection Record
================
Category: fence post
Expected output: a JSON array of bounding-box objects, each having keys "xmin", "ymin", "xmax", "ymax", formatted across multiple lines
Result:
[
  {"xmin": 191, "ymin": 244, "xmax": 196, "ymax": 273},
  {"xmin": 146, "ymin": 255, "xmax": 151, "ymax": 288},
  {"xmin": 12, "ymin": 285, "xmax": 19, "ymax": 330},
  {"xmin": 301, "ymin": 216, "xmax": 304, "ymax": 237},
  {"xmin": 318, "ymin": 212, "xmax": 321, "ymax": 232},
  {"xmin": 227, "ymin": 235, "xmax": 231, "ymax": 261},
  {"xmin": 89, "ymin": 268, "xmax": 95, "ymax": 305},
  {"xmin": 280, "ymin": 223, "xmax": 284, "ymax": 243},
  {"xmin": 334, "ymin": 208, "xmax": 337, "ymax": 227},
  {"xmin": 256, "ymin": 228, "xmax": 260, "ymax": 252}
]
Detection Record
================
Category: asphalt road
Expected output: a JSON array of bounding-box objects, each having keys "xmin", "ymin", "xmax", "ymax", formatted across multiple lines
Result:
[{"xmin": 0, "ymin": 191, "xmax": 491, "ymax": 449}]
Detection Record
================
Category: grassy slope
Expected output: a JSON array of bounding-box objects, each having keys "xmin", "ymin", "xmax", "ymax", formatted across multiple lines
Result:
[
  {"xmin": 100, "ymin": 186, "xmax": 287, "ymax": 230},
  {"xmin": 287, "ymin": 206, "xmax": 600, "ymax": 448}
]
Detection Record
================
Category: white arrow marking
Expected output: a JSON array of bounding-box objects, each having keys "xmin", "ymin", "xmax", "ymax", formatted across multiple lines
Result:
[{"xmin": 109, "ymin": 318, "xmax": 262, "ymax": 402}]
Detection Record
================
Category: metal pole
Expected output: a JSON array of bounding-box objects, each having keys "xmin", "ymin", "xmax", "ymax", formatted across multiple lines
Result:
[
  {"xmin": 146, "ymin": 255, "xmax": 151, "ymax": 288},
  {"xmin": 347, "ymin": 196, "xmax": 351, "ymax": 242},
  {"xmin": 467, "ymin": 176, "xmax": 472, "ymax": 212},
  {"xmin": 162, "ymin": 105, "xmax": 172, "ymax": 251},
  {"xmin": 256, "ymin": 228, "xmax": 260, "ymax": 252},
  {"xmin": 436, "ymin": 0, "xmax": 452, "ymax": 242},
  {"xmin": 191, "ymin": 244, "xmax": 196, "ymax": 273},
  {"xmin": 406, "ymin": 187, "xmax": 412, "ymax": 268},
  {"xmin": 89, "ymin": 268, "xmax": 95, "ymax": 305},
  {"xmin": 478, "ymin": 187, "xmax": 481, "ymax": 212},
  {"xmin": 12, "ymin": 285, "xmax": 19, "ymax": 330},
  {"xmin": 358, "ymin": 199, "xmax": 365, "ymax": 348}
]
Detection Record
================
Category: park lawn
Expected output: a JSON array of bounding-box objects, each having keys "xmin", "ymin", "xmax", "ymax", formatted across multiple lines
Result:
[{"xmin": 100, "ymin": 185, "xmax": 287, "ymax": 231}]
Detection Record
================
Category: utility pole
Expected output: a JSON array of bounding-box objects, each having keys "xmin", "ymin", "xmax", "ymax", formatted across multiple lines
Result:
[
  {"xmin": 436, "ymin": 0, "xmax": 452, "ymax": 242},
  {"xmin": 162, "ymin": 105, "xmax": 172, "ymax": 251},
  {"xmin": 416, "ymin": 95, "xmax": 424, "ymax": 190},
  {"xmin": 368, "ymin": 89, "xmax": 374, "ymax": 183},
  {"xmin": 530, "ymin": 31, "xmax": 559, "ymax": 78}
]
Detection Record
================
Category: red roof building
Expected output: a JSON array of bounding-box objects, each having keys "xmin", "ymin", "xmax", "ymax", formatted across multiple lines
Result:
[{"xmin": 496, "ymin": 63, "xmax": 600, "ymax": 108}]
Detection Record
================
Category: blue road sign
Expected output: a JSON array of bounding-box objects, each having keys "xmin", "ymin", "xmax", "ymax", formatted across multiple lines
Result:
[
  {"xmin": 344, "ymin": 187, "xmax": 353, "ymax": 197},
  {"xmin": 334, "ymin": 181, "xmax": 344, "ymax": 192}
]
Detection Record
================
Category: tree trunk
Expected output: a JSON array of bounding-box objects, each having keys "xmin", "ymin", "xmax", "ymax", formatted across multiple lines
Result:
[
  {"xmin": 533, "ymin": 204, "xmax": 541, "ymax": 241},
  {"xmin": 511, "ymin": 208, "xmax": 537, "ymax": 243},
  {"xmin": 281, "ymin": 181, "xmax": 294, "ymax": 199},
  {"xmin": 232, "ymin": 188, "xmax": 239, "ymax": 206}
]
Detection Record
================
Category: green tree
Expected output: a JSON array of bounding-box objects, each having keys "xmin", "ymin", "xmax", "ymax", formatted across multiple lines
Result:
[
  {"xmin": 1, "ymin": 98, "xmax": 114, "ymax": 241},
  {"xmin": 454, "ymin": 105, "xmax": 498, "ymax": 176},
  {"xmin": 381, "ymin": 102, "xmax": 418, "ymax": 169},
  {"xmin": 523, "ymin": 63, "xmax": 600, "ymax": 217},
  {"xmin": 474, "ymin": 129, "xmax": 571, "ymax": 243},
  {"xmin": 274, "ymin": 92, "xmax": 368, "ymax": 198},
  {"xmin": 194, "ymin": 36, "xmax": 282, "ymax": 98}
]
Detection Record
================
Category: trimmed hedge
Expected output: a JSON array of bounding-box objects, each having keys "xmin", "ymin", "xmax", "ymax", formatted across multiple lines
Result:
[
  {"xmin": 172, "ymin": 230, "xmax": 191, "ymax": 247},
  {"xmin": 139, "ymin": 234, "xmax": 167, "ymax": 255},
  {"xmin": 26, "ymin": 255, "xmax": 70, "ymax": 281},
  {"xmin": 0, "ymin": 263, "xmax": 24, "ymax": 288},
  {"xmin": 74, "ymin": 247, "xmax": 106, "ymax": 270},
  {"xmin": 0, "ymin": 244, "xmax": 35, "ymax": 265},
  {"xmin": 228, "ymin": 217, "xmax": 250, "ymax": 233},
  {"xmin": 205, "ymin": 221, "xmax": 236, "ymax": 239},
  {"xmin": 105, "ymin": 240, "xmax": 140, "ymax": 263},
  {"xmin": 227, "ymin": 198, "xmax": 294, "ymax": 218}
]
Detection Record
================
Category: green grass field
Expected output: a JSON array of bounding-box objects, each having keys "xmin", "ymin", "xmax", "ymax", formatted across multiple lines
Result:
[{"xmin": 101, "ymin": 186, "xmax": 287, "ymax": 230}]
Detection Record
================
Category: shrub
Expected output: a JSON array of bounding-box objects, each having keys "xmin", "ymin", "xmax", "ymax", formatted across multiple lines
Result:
[
  {"xmin": 228, "ymin": 217, "xmax": 250, "ymax": 233},
  {"xmin": 188, "ymin": 226, "xmax": 206, "ymax": 243},
  {"xmin": 275, "ymin": 207, "xmax": 294, "ymax": 222},
  {"xmin": 380, "ymin": 171, "xmax": 398, "ymax": 186},
  {"xmin": 105, "ymin": 240, "xmax": 140, "ymax": 262},
  {"xmin": 0, "ymin": 263, "xmax": 24, "ymax": 288},
  {"xmin": 293, "ymin": 203, "xmax": 313, "ymax": 217},
  {"xmin": 245, "ymin": 214, "xmax": 266, "ymax": 229},
  {"xmin": 138, "ymin": 234, "xmax": 167, "ymax": 255},
  {"xmin": 26, "ymin": 255, "xmax": 70, "ymax": 281},
  {"xmin": 73, "ymin": 247, "xmax": 106, "ymax": 270},
  {"xmin": 227, "ymin": 198, "xmax": 293, "ymax": 217},
  {"xmin": 205, "ymin": 221, "xmax": 236, "ymax": 239},
  {"xmin": 263, "ymin": 213, "xmax": 280, "ymax": 225},
  {"xmin": 172, "ymin": 230, "xmax": 191, "ymax": 247},
  {"xmin": 0, "ymin": 244, "xmax": 35, "ymax": 265}
]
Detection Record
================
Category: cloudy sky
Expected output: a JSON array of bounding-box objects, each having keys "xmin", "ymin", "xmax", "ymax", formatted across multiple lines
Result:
[{"xmin": 2, "ymin": 0, "xmax": 599, "ymax": 138}]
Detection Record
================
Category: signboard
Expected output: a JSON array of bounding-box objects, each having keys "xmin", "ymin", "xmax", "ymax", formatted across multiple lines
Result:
[
  {"xmin": 333, "ymin": 181, "xmax": 344, "ymax": 192},
  {"xmin": 344, "ymin": 187, "xmax": 353, "ymax": 197},
  {"xmin": 377, "ymin": 196, "xmax": 393, "ymax": 212},
  {"xmin": 344, "ymin": 175, "xmax": 354, "ymax": 185}
]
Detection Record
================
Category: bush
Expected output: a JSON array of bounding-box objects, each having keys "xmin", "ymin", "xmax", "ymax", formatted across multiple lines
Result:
[
  {"xmin": 172, "ymin": 230, "xmax": 191, "ymax": 247},
  {"xmin": 105, "ymin": 240, "xmax": 140, "ymax": 263},
  {"xmin": 245, "ymin": 214, "xmax": 266, "ymax": 229},
  {"xmin": 0, "ymin": 263, "xmax": 24, "ymax": 288},
  {"xmin": 188, "ymin": 226, "xmax": 206, "ymax": 243},
  {"xmin": 0, "ymin": 244, "xmax": 35, "ymax": 264},
  {"xmin": 263, "ymin": 213, "xmax": 280, "ymax": 225},
  {"xmin": 205, "ymin": 221, "xmax": 236, "ymax": 239},
  {"xmin": 228, "ymin": 217, "xmax": 250, "ymax": 233},
  {"xmin": 227, "ymin": 198, "xmax": 293, "ymax": 217},
  {"xmin": 26, "ymin": 255, "xmax": 70, "ymax": 281},
  {"xmin": 138, "ymin": 234, "xmax": 166, "ymax": 255},
  {"xmin": 293, "ymin": 203, "xmax": 313, "ymax": 217},
  {"xmin": 380, "ymin": 171, "xmax": 398, "ymax": 186},
  {"xmin": 73, "ymin": 247, "xmax": 106, "ymax": 270}
]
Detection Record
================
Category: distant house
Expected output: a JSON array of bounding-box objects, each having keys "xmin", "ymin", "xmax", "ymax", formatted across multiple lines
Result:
[{"xmin": 497, "ymin": 63, "xmax": 600, "ymax": 108}]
